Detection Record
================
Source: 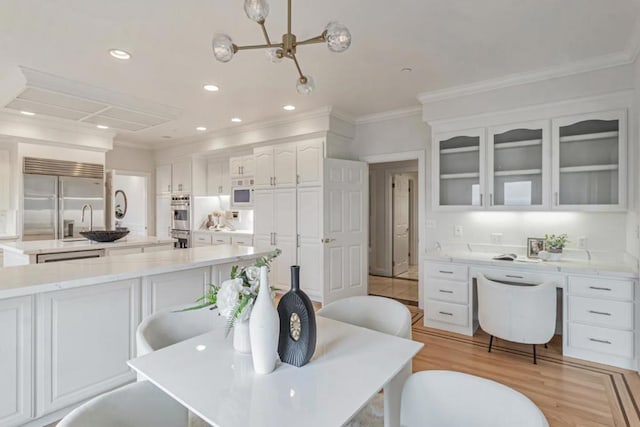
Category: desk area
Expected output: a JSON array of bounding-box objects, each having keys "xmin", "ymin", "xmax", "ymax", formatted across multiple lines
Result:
[{"xmin": 424, "ymin": 251, "xmax": 638, "ymax": 370}]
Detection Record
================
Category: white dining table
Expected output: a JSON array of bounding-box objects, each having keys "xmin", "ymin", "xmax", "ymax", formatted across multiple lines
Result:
[{"xmin": 127, "ymin": 316, "xmax": 423, "ymax": 427}]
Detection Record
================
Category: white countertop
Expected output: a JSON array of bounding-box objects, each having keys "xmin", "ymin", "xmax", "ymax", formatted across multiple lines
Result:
[
  {"xmin": 0, "ymin": 236, "xmax": 176, "ymax": 255},
  {"xmin": 425, "ymin": 250, "xmax": 638, "ymax": 278},
  {"xmin": 193, "ymin": 229, "xmax": 253, "ymax": 236},
  {"xmin": 0, "ymin": 245, "xmax": 273, "ymax": 299}
]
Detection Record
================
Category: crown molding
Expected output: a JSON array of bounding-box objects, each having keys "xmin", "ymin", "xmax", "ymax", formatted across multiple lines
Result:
[
  {"xmin": 355, "ymin": 106, "xmax": 422, "ymax": 125},
  {"xmin": 112, "ymin": 139, "xmax": 154, "ymax": 151},
  {"xmin": 417, "ymin": 51, "xmax": 633, "ymax": 105},
  {"xmin": 624, "ymin": 14, "xmax": 640, "ymax": 62}
]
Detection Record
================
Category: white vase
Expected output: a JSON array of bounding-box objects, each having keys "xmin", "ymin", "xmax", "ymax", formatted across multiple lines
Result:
[
  {"xmin": 233, "ymin": 319, "xmax": 252, "ymax": 354},
  {"xmin": 249, "ymin": 266, "xmax": 280, "ymax": 374}
]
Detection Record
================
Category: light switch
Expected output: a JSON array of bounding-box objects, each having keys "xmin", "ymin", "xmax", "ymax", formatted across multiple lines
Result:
[
  {"xmin": 454, "ymin": 225, "xmax": 463, "ymax": 237},
  {"xmin": 490, "ymin": 233, "xmax": 502, "ymax": 244}
]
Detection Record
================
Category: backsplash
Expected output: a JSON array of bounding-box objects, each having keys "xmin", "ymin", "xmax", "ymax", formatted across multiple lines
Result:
[{"xmin": 192, "ymin": 196, "xmax": 253, "ymax": 231}]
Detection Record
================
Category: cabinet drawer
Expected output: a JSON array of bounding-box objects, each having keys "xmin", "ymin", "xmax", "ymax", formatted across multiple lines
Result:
[
  {"xmin": 568, "ymin": 276, "xmax": 634, "ymax": 301},
  {"xmin": 192, "ymin": 233, "xmax": 212, "ymax": 245},
  {"xmin": 425, "ymin": 300, "xmax": 468, "ymax": 327},
  {"xmin": 231, "ymin": 236, "xmax": 253, "ymax": 246},
  {"xmin": 426, "ymin": 279, "xmax": 469, "ymax": 304},
  {"xmin": 479, "ymin": 268, "xmax": 562, "ymax": 287},
  {"xmin": 569, "ymin": 296, "xmax": 633, "ymax": 330},
  {"xmin": 568, "ymin": 323, "xmax": 634, "ymax": 358},
  {"xmin": 212, "ymin": 236, "xmax": 232, "ymax": 245},
  {"xmin": 425, "ymin": 262, "xmax": 467, "ymax": 282}
]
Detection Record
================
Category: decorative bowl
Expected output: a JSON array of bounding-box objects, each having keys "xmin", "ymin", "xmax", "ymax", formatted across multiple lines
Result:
[{"xmin": 80, "ymin": 229, "xmax": 130, "ymax": 243}]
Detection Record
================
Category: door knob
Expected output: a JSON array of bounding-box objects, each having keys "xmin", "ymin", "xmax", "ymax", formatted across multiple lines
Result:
[{"xmin": 322, "ymin": 238, "xmax": 336, "ymax": 244}]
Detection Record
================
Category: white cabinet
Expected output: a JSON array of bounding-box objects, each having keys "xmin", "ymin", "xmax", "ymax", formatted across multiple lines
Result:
[
  {"xmin": 551, "ymin": 110, "xmax": 626, "ymax": 211},
  {"xmin": 487, "ymin": 120, "xmax": 550, "ymax": 209},
  {"xmin": 143, "ymin": 268, "xmax": 208, "ymax": 314},
  {"xmin": 296, "ymin": 187, "xmax": 323, "ymax": 299},
  {"xmin": 231, "ymin": 235, "xmax": 253, "ymax": 246},
  {"xmin": 0, "ymin": 149, "xmax": 11, "ymax": 211},
  {"xmin": 0, "ymin": 296, "xmax": 32, "ymax": 427},
  {"xmin": 192, "ymin": 231, "xmax": 212, "ymax": 247},
  {"xmin": 104, "ymin": 246, "xmax": 143, "ymax": 256},
  {"xmin": 155, "ymin": 195, "xmax": 171, "ymax": 239},
  {"xmin": 36, "ymin": 279, "xmax": 140, "ymax": 415},
  {"xmin": 296, "ymin": 139, "xmax": 324, "ymax": 187},
  {"xmin": 171, "ymin": 160, "xmax": 192, "ymax": 193},
  {"xmin": 212, "ymin": 235, "xmax": 232, "ymax": 245},
  {"xmin": 207, "ymin": 158, "xmax": 230, "ymax": 195},
  {"xmin": 254, "ymin": 189, "xmax": 297, "ymax": 291},
  {"xmin": 424, "ymin": 262, "xmax": 472, "ymax": 335},
  {"xmin": 253, "ymin": 143, "xmax": 297, "ymax": 189},
  {"xmin": 156, "ymin": 164, "xmax": 172, "ymax": 194},
  {"xmin": 229, "ymin": 155, "xmax": 254, "ymax": 178},
  {"xmin": 433, "ymin": 129, "xmax": 486, "ymax": 209}
]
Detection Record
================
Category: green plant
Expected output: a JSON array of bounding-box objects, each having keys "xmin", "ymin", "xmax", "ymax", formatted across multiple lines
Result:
[
  {"xmin": 180, "ymin": 248, "xmax": 281, "ymax": 336},
  {"xmin": 544, "ymin": 233, "xmax": 568, "ymax": 252}
]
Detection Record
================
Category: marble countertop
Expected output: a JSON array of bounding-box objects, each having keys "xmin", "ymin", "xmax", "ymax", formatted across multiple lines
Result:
[
  {"xmin": 425, "ymin": 250, "xmax": 638, "ymax": 278},
  {"xmin": 0, "ymin": 245, "xmax": 274, "ymax": 299},
  {"xmin": 193, "ymin": 229, "xmax": 253, "ymax": 236},
  {"xmin": 0, "ymin": 236, "xmax": 176, "ymax": 255}
]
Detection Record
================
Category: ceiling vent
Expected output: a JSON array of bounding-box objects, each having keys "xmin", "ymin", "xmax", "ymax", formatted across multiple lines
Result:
[{"xmin": 0, "ymin": 67, "xmax": 181, "ymax": 132}]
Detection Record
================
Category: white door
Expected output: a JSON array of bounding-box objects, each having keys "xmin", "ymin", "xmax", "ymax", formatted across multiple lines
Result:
[
  {"xmin": 254, "ymin": 147, "xmax": 274, "ymax": 189},
  {"xmin": 273, "ymin": 189, "xmax": 297, "ymax": 291},
  {"xmin": 392, "ymin": 174, "xmax": 410, "ymax": 276},
  {"xmin": 274, "ymin": 143, "xmax": 297, "ymax": 188},
  {"xmin": 322, "ymin": 159, "xmax": 368, "ymax": 304}
]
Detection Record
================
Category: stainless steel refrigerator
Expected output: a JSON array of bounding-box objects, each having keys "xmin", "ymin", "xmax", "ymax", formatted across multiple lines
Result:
[{"xmin": 23, "ymin": 160, "xmax": 105, "ymax": 241}]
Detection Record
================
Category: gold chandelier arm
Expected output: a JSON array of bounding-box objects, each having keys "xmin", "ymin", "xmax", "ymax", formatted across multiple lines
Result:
[
  {"xmin": 234, "ymin": 42, "xmax": 284, "ymax": 52},
  {"xmin": 296, "ymin": 31, "xmax": 327, "ymax": 46},
  {"xmin": 287, "ymin": 52, "xmax": 305, "ymax": 80},
  {"xmin": 259, "ymin": 22, "xmax": 273, "ymax": 46}
]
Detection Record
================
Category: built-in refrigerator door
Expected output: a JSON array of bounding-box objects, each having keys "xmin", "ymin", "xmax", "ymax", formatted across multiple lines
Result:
[
  {"xmin": 59, "ymin": 177, "xmax": 105, "ymax": 239},
  {"xmin": 23, "ymin": 174, "xmax": 58, "ymax": 241}
]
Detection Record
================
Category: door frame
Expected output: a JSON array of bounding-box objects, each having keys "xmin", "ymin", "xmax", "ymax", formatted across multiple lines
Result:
[
  {"xmin": 361, "ymin": 150, "xmax": 426, "ymax": 309},
  {"xmin": 108, "ymin": 169, "xmax": 151, "ymax": 236}
]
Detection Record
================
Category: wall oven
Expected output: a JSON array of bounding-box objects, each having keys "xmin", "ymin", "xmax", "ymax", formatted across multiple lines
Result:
[
  {"xmin": 171, "ymin": 195, "xmax": 191, "ymax": 248},
  {"xmin": 231, "ymin": 178, "xmax": 254, "ymax": 207}
]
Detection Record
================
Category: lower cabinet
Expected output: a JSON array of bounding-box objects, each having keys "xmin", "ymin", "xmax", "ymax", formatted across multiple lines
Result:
[
  {"xmin": 35, "ymin": 279, "xmax": 140, "ymax": 416},
  {"xmin": 143, "ymin": 268, "xmax": 208, "ymax": 314},
  {"xmin": 0, "ymin": 296, "xmax": 32, "ymax": 427},
  {"xmin": 424, "ymin": 262, "xmax": 473, "ymax": 335}
]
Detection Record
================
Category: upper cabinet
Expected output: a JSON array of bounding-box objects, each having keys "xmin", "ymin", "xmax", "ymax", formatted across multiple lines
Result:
[
  {"xmin": 207, "ymin": 158, "xmax": 230, "ymax": 195},
  {"xmin": 156, "ymin": 164, "xmax": 172, "ymax": 194},
  {"xmin": 487, "ymin": 120, "xmax": 550, "ymax": 209},
  {"xmin": 433, "ymin": 128, "xmax": 485, "ymax": 209},
  {"xmin": 254, "ymin": 143, "xmax": 297, "ymax": 189},
  {"xmin": 229, "ymin": 155, "xmax": 254, "ymax": 178},
  {"xmin": 155, "ymin": 160, "xmax": 193, "ymax": 195},
  {"xmin": 296, "ymin": 139, "xmax": 324, "ymax": 187},
  {"xmin": 552, "ymin": 110, "xmax": 626, "ymax": 211}
]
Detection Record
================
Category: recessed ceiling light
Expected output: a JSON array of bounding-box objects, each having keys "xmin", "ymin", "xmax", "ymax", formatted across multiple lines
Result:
[
  {"xmin": 231, "ymin": 117, "xmax": 242, "ymax": 123},
  {"xmin": 20, "ymin": 111, "xmax": 35, "ymax": 116},
  {"xmin": 162, "ymin": 135, "xmax": 172, "ymax": 139},
  {"xmin": 283, "ymin": 105, "xmax": 296, "ymax": 111},
  {"xmin": 96, "ymin": 125, "xmax": 109, "ymax": 129},
  {"xmin": 401, "ymin": 67, "xmax": 413, "ymax": 73},
  {"xmin": 109, "ymin": 49, "xmax": 132, "ymax": 60},
  {"xmin": 203, "ymin": 84, "xmax": 220, "ymax": 92},
  {"xmin": 196, "ymin": 126, "xmax": 207, "ymax": 131}
]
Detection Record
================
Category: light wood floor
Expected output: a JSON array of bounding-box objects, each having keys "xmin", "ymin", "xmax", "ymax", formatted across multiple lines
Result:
[
  {"xmin": 408, "ymin": 307, "xmax": 640, "ymax": 427},
  {"xmin": 368, "ymin": 274, "xmax": 418, "ymax": 305},
  {"xmin": 395, "ymin": 264, "xmax": 419, "ymax": 281}
]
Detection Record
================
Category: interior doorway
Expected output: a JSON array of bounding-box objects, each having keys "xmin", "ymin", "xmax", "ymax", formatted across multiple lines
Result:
[{"xmin": 106, "ymin": 170, "xmax": 149, "ymax": 236}]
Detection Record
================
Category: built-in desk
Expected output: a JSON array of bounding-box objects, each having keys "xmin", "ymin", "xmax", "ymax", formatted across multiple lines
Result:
[{"xmin": 424, "ymin": 251, "xmax": 638, "ymax": 370}]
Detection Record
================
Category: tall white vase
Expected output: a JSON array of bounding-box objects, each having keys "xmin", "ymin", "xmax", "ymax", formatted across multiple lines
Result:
[
  {"xmin": 249, "ymin": 266, "xmax": 280, "ymax": 374},
  {"xmin": 233, "ymin": 319, "xmax": 251, "ymax": 354}
]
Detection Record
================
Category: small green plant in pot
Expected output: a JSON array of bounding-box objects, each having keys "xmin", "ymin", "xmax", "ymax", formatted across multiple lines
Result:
[{"xmin": 544, "ymin": 233, "xmax": 568, "ymax": 254}]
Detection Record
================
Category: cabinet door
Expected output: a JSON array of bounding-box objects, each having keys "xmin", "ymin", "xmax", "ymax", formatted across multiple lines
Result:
[
  {"xmin": 433, "ymin": 129, "xmax": 486, "ymax": 209},
  {"xmin": 254, "ymin": 147, "xmax": 274, "ymax": 189},
  {"xmin": 143, "ymin": 268, "xmax": 208, "ymax": 314},
  {"xmin": 297, "ymin": 187, "xmax": 323, "ymax": 300},
  {"xmin": 207, "ymin": 159, "xmax": 223, "ymax": 195},
  {"xmin": 156, "ymin": 164, "xmax": 172, "ymax": 194},
  {"xmin": 36, "ymin": 280, "xmax": 140, "ymax": 415},
  {"xmin": 105, "ymin": 247, "xmax": 143, "ymax": 256},
  {"xmin": 229, "ymin": 157, "xmax": 243, "ymax": 178},
  {"xmin": 273, "ymin": 189, "xmax": 297, "ymax": 291},
  {"xmin": 191, "ymin": 158, "xmax": 207, "ymax": 196},
  {"xmin": 487, "ymin": 120, "xmax": 550, "ymax": 209},
  {"xmin": 0, "ymin": 149, "xmax": 11, "ymax": 210},
  {"xmin": 297, "ymin": 139, "xmax": 324, "ymax": 187},
  {"xmin": 242, "ymin": 155, "xmax": 255, "ymax": 176},
  {"xmin": 171, "ymin": 160, "xmax": 191, "ymax": 193},
  {"xmin": 155, "ymin": 195, "xmax": 171, "ymax": 239},
  {"xmin": 552, "ymin": 110, "xmax": 626, "ymax": 211},
  {"xmin": 274, "ymin": 143, "xmax": 297, "ymax": 188},
  {"xmin": 219, "ymin": 159, "xmax": 230, "ymax": 194},
  {"xmin": 254, "ymin": 190, "xmax": 274, "ymax": 236},
  {"xmin": 0, "ymin": 296, "xmax": 32, "ymax": 426}
]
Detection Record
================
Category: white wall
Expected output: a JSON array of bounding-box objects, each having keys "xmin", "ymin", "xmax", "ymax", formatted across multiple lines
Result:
[{"xmin": 112, "ymin": 174, "xmax": 147, "ymax": 236}]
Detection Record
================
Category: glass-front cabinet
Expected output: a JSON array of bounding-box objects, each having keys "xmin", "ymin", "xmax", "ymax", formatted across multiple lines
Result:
[
  {"xmin": 487, "ymin": 121, "xmax": 550, "ymax": 209},
  {"xmin": 434, "ymin": 128, "xmax": 485, "ymax": 209},
  {"xmin": 552, "ymin": 110, "xmax": 626, "ymax": 211}
]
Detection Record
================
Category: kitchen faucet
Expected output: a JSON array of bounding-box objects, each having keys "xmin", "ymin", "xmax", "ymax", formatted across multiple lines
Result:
[{"xmin": 81, "ymin": 204, "xmax": 93, "ymax": 231}]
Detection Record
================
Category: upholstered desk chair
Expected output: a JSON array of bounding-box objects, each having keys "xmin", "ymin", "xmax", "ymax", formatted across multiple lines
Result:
[{"xmin": 477, "ymin": 273, "xmax": 556, "ymax": 364}]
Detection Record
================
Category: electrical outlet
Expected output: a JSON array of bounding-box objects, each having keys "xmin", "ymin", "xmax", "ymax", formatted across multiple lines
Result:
[
  {"xmin": 577, "ymin": 236, "xmax": 588, "ymax": 249},
  {"xmin": 454, "ymin": 225, "xmax": 463, "ymax": 237},
  {"xmin": 426, "ymin": 220, "xmax": 436, "ymax": 229},
  {"xmin": 490, "ymin": 233, "xmax": 502, "ymax": 244}
]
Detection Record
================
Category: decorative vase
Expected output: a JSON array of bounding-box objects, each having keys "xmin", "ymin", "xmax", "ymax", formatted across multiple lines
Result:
[
  {"xmin": 249, "ymin": 266, "xmax": 279, "ymax": 374},
  {"xmin": 205, "ymin": 214, "xmax": 215, "ymax": 229},
  {"xmin": 277, "ymin": 265, "xmax": 316, "ymax": 367},
  {"xmin": 233, "ymin": 319, "xmax": 252, "ymax": 354},
  {"xmin": 548, "ymin": 249, "xmax": 562, "ymax": 261}
]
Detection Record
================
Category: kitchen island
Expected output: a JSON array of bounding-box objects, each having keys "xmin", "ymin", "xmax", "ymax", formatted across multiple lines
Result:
[
  {"xmin": 0, "ymin": 245, "xmax": 273, "ymax": 427},
  {"xmin": 0, "ymin": 235, "xmax": 176, "ymax": 267}
]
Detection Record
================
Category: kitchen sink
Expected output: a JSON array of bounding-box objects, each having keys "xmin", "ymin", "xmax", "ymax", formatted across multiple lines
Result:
[{"xmin": 80, "ymin": 228, "xmax": 130, "ymax": 243}]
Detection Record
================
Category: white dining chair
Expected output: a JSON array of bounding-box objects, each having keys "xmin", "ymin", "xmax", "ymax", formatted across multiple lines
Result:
[
  {"xmin": 401, "ymin": 370, "xmax": 549, "ymax": 427},
  {"xmin": 477, "ymin": 273, "xmax": 556, "ymax": 364},
  {"xmin": 57, "ymin": 380, "xmax": 188, "ymax": 427},
  {"xmin": 318, "ymin": 295, "xmax": 412, "ymax": 427}
]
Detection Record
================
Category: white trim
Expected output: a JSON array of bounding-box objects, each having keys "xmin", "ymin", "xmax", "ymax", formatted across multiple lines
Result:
[
  {"xmin": 113, "ymin": 139, "xmax": 154, "ymax": 150},
  {"xmin": 623, "ymin": 15, "xmax": 640, "ymax": 63},
  {"xmin": 417, "ymin": 51, "xmax": 632, "ymax": 105},
  {"xmin": 355, "ymin": 106, "xmax": 422, "ymax": 125}
]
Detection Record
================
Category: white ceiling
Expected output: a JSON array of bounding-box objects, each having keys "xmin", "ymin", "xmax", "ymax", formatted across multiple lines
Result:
[{"xmin": 0, "ymin": 0, "xmax": 638, "ymax": 146}]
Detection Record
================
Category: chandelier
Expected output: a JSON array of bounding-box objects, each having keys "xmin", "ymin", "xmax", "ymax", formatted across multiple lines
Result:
[{"xmin": 212, "ymin": 0, "xmax": 352, "ymax": 95}]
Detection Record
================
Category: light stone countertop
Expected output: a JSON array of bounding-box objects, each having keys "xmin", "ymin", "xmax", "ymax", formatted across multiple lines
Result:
[
  {"xmin": 0, "ymin": 236, "xmax": 176, "ymax": 255},
  {"xmin": 425, "ymin": 250, "xmax": 638, "ymax": 279},
  {"xmin": 193, "ymin": 229, "xmax": 253, "ymax": 236},
  {"xmin": 0, "ymin": 245, "xmax": 273, "ymax": 299}
]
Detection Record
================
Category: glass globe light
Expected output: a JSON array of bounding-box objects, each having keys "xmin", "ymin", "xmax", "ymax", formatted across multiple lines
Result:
[
  {"xmin": 296, "ymin": 75, "xmax": 315, "ymax": 95},
  {"xmin": 244, "ymin": 0, "xmax": 270, "ymax": 22},
  {"xmin": 265, "ymin": 48, "xmax": 283, "ymax": 63},
  {"xmin": 325, "ymin": 22, "xmax": 351, "ymax": 53},
  {"xmin": 212, "ymin": 34, "xmax": 235, "ymax": 62}
]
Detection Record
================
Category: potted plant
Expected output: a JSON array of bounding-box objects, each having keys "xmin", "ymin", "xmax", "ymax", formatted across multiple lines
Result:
[{"xmin": 543, "ymin": 233, "xmax": 568, "ymax": 261}]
